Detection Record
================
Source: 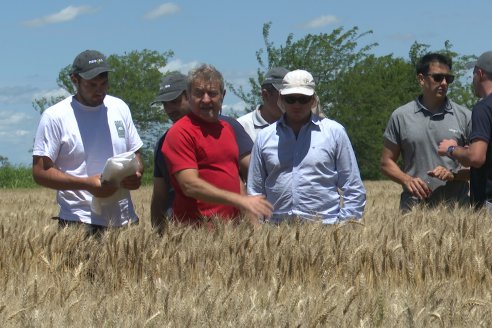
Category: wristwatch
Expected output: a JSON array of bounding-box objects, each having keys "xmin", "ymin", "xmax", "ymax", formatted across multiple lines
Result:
[{"xmin": 446, "ymin": 146, "xmax": 456, "ymax": 158}]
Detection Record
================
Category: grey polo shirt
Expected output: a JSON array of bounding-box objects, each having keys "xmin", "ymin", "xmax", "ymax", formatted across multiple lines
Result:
[{"xmin": 384, "ymin": 97, "xmax": 471, "ymax": 209}]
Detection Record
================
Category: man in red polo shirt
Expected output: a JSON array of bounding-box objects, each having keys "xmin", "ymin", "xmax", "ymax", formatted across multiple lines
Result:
[{"xmin": 163, "ymin": 64, "xmax": 273, "ymax": 224}]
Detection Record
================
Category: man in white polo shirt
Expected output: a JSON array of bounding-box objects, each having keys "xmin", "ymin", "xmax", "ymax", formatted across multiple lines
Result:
[{"xmin": 237, "ymin": 67, "xmax": 289, "ymax": 141}]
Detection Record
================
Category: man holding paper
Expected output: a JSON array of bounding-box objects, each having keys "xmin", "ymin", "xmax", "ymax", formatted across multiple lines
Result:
[{"xmin": 32, "ymin": 50, "xmax": 144, "ymax": 233}]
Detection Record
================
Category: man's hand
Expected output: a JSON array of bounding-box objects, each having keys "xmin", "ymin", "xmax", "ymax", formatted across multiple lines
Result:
[
  {"xmin": 121, "ymin": 171, "xmax": 142, "ymax": 190},
  {"xmin": 403, "ymin": 176, "xmax": 431, "ymax": 199},
  {"xmin": 85, "ymin": 174, "xmax": 118, "ymax": 198},
  {"xmin": 239, "ymin": 195, "xmax": 273, "ymax": 219},
  {"xmin": 427, "ymin": 166, "xmax": 454, "ymax": 181},
  {"xmin": 438, "ymin": 139, "xmax": 458, "ymax": 156}
]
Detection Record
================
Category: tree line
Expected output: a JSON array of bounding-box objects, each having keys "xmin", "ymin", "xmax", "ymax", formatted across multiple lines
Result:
[{"xmin": 32, "ymin": 23, "xmax": 476, "ymax": 180}]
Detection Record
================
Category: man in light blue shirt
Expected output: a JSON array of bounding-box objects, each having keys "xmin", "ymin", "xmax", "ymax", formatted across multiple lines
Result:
[{"xmin": 247, "ymin": 69, "xmax": 366, "ymax": 224}]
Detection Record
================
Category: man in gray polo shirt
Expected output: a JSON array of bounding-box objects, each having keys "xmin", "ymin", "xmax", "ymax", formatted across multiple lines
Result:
[
  {"xmin": 237, "ymin": 67, "xmax": 289, "ymax": 141},
  {"xmin": 380, "ymin": 53, "xmax": 471, "ymax": 212}
]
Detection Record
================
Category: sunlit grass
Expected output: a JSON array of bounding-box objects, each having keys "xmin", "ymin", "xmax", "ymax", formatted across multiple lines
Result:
[{"xmin": 1, "ymin": 182, "xmax": 492, "ymax": 327}]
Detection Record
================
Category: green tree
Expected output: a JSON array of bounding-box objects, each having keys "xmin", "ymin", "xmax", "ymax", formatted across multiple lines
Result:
[
  {"xmin": 0, "ymin": 155, "xmax": 10, "ymax": 167},
  {"xmin": 229, "ymin": 24, "xmax": 476, "ymax": 180},
  {"xmin": 330, "ymin": 55, "xmax": 419, "ymax": 179},
  {"xmin": 228, "ymin": 23, "xmax": 378, "ymax": 112},
  {"xmin": 106, "ymin": 50, "xmax": 174, "ymax": 133}
]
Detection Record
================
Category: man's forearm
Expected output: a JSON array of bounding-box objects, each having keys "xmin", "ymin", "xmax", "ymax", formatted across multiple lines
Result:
[
  {"xmin": 177, "ymin": 172, "xmax": 245, "ymax": 209},
  {"xmin": 381, "ymin": 159, "xmax": 410, "ymax": 186},
  {"xmin": 186, "ymin": 179, "xmax": 243, "ymax": 207},
  {"xmin": 135, "ymin": 151, "xmax": 145, "ymax": 175},
  {"xmin": 33, "ymin": 165, "xmax": 92, "ymax": 191},
  {"xmin": 449, "ymin": 147, "xmax": 473, "ymax": 167}
]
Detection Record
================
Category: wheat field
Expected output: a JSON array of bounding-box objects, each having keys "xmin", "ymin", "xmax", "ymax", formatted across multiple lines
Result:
[{"xmin": 1, "ymin": 181, "xmax": 492, "ymax": 327}]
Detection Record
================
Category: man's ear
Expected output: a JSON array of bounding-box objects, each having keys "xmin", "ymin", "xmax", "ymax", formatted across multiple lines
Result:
[
  {"xmin": 417, "ymin": 73, "xmax": 425, "ymax": 87},
  {"xmin": 261, "ymin": 88, "xmax": 269, "ymax": 100},
  {"xmin": 70, "ymin": 74, "xmax": 78, "ymax": 85},
  {"xmin": 477, "ymin": 68, "xmax": 485, "ymax": 81}
]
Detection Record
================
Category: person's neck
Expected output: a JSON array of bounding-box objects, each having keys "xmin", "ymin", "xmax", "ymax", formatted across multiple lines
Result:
[
  {"xmin": 259, "ymin": 105, "xmax": 282, "ymax": 124},
  {"xmin": 189, "ymin": 111, "xmax": 219, "ymax": 124},
  {"xmin": 421, "ymin": 96, "xmax": 445, "ymax": 113},
  {"xmin": 285, "ymin": 115, "xmax": 310, "ymax": 137},
  {"xmin": 73, "ymin": 95, "xmax": 103, "ymax": 110},
  {"xmin": 481, "ymin": 83, "xmax": 492, "ymax": 98}
]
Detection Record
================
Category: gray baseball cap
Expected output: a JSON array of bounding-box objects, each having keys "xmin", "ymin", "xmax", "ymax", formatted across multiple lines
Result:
[
  {"xmin": 71, "ymin": 50, "xmax": 112, "ymax": 80},
  {"xmin": 467, "ymin": 51, "xmax": 492, "ymax": 73},
  {"xmin": 262, "ymin": 67, "xmax": 289, "ymax": 90},
  {"xmin": 151, "ymin": 72, "xmax": 187, "ymax": 104}
]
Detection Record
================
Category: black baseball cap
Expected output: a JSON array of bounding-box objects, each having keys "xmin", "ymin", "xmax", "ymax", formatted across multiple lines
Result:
[
  {"xmin": 151, "ymin": 72, "xmax": 187, "ymax": 104},
  {"xmin": 262, "ymin": 67, "xmax": 289, "ymax": 90},
  {"xmin": 71, "ymin": 50, "xmax": 112, "ymax": 80}
]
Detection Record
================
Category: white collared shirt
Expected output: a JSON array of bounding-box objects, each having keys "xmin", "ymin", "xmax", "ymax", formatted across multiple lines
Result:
[{"xmin": 237, "ymin": 105, "xmax": 270, "ymax": 142}]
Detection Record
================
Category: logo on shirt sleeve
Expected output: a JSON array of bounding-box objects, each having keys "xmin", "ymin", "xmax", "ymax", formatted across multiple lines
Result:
[{"xmin": 114, "ymin": 121, "xmax": 126, "ymax": 138}]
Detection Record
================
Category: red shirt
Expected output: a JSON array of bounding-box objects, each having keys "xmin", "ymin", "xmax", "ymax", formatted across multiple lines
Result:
[{"xmin": 163, "ymin": 112, "xmax": 241, "ymax": 223}]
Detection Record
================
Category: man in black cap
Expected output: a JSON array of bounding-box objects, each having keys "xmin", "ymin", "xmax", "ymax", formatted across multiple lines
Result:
[
  {"xmin": 439, "ymin": 51, "xmax": 492, "ymax": 211},
  {"xmin": 150, "ymin": 71, "xmax": 255, "ymax": 231},
  {"xmin": 32, "ymin": 50, "xmax": 144, "ymax": 233},
  {"xmin": 237, "ymin": 67, "xmax": 289, "ymax": 141},
  {"xmin": 150, "ymin": 72, "xmax": 192, "ymax": 229}
]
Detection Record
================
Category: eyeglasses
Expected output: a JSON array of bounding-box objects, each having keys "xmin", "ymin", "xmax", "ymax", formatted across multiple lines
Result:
[
  {"xmin": 426, "ymin": 73, "xmax": 455, "ymax": 84},
  {"xmin": 283, "ymin": 95, "xmax": 313, "ymax": 104}
]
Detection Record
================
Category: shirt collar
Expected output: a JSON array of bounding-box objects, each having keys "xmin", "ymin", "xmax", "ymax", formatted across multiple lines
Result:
[
  {"xmin": 278, "ymin": 113, "xmax": 323, "ymax": 127},
  {"xmin": 415, "ymin": 95, "xmax": 453, "ymax": 114},
  {"xmin": 252, "ymin": 105, "xmax": 269, "ymax": 128}
]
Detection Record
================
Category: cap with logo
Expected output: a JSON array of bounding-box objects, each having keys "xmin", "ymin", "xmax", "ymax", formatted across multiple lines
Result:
[
  {"xmin": 280, "ymin": 69, "xmax": 316, "ymax": 96},
  {"xmin": 71, "ymin": 50, "xmax": 112, "ymax": 80},
  {"xmin": 151, "ymin": 72, "xmax": 187, "ymax": 105},
  {"xmin": 262, "ymin": 67, "xmax": 289, "ymax": 90}
]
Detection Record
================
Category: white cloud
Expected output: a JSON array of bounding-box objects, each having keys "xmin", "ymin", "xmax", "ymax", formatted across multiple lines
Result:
[
  {"xmin": 222, "ymin": 101, "xmax": 248, "ymax": 117},
  {"xmin": 33, "ymin": 87, "xmax": 70, "ymax": 101},
  {"xmin": 24, "ymin": 6, "xmax": 97, "ymax": 27},
  {"xmin": 0, "ymin": 110, "xmax": 37, "ymax": 164},
  {"xmin": 14, "ymin": 130, "xmax": 30, "ymax": 137},
  {"xmin": 145, "ymin": 3, "xmax": 180, "ymax": 20},
  {"xmin": 160, "ymin": 59, "xmax": 200, "ymax": 74},
  {"xmin": 301, "ymin": 15, "xmax": 340, "ymax": 29},
  {"xmin": 0, "ymin": 111, "xmax": 32, "ymax": 126},
  {"xmin": 0, "ymin": 86, "xmax": 38, "ymax": 104}
]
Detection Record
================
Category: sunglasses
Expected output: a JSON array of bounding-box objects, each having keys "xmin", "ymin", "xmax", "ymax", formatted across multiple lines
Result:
[
  {"xmin": 283, "ymin": 95, "xmax": 313, "ymax": 104},
  {"xmin": 426, "ymin": 73, "xmax": 455, "ymax": 84}
]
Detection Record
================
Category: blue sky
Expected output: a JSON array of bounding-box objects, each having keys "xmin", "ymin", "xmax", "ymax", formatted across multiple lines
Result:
[{"xmin": 0, "ymin": 0, "xmax": 488, "ymax": 165}]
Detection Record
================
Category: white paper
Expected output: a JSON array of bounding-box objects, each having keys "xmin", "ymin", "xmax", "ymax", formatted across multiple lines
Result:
[{"xmin": 91, "ymin": 151, "xmax": 139, "ymax": 215}]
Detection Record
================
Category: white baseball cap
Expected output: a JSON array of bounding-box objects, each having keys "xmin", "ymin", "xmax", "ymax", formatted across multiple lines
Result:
[{"xmin": 280, "ymin": 69, "xmax": 315, "ymax": 96}]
